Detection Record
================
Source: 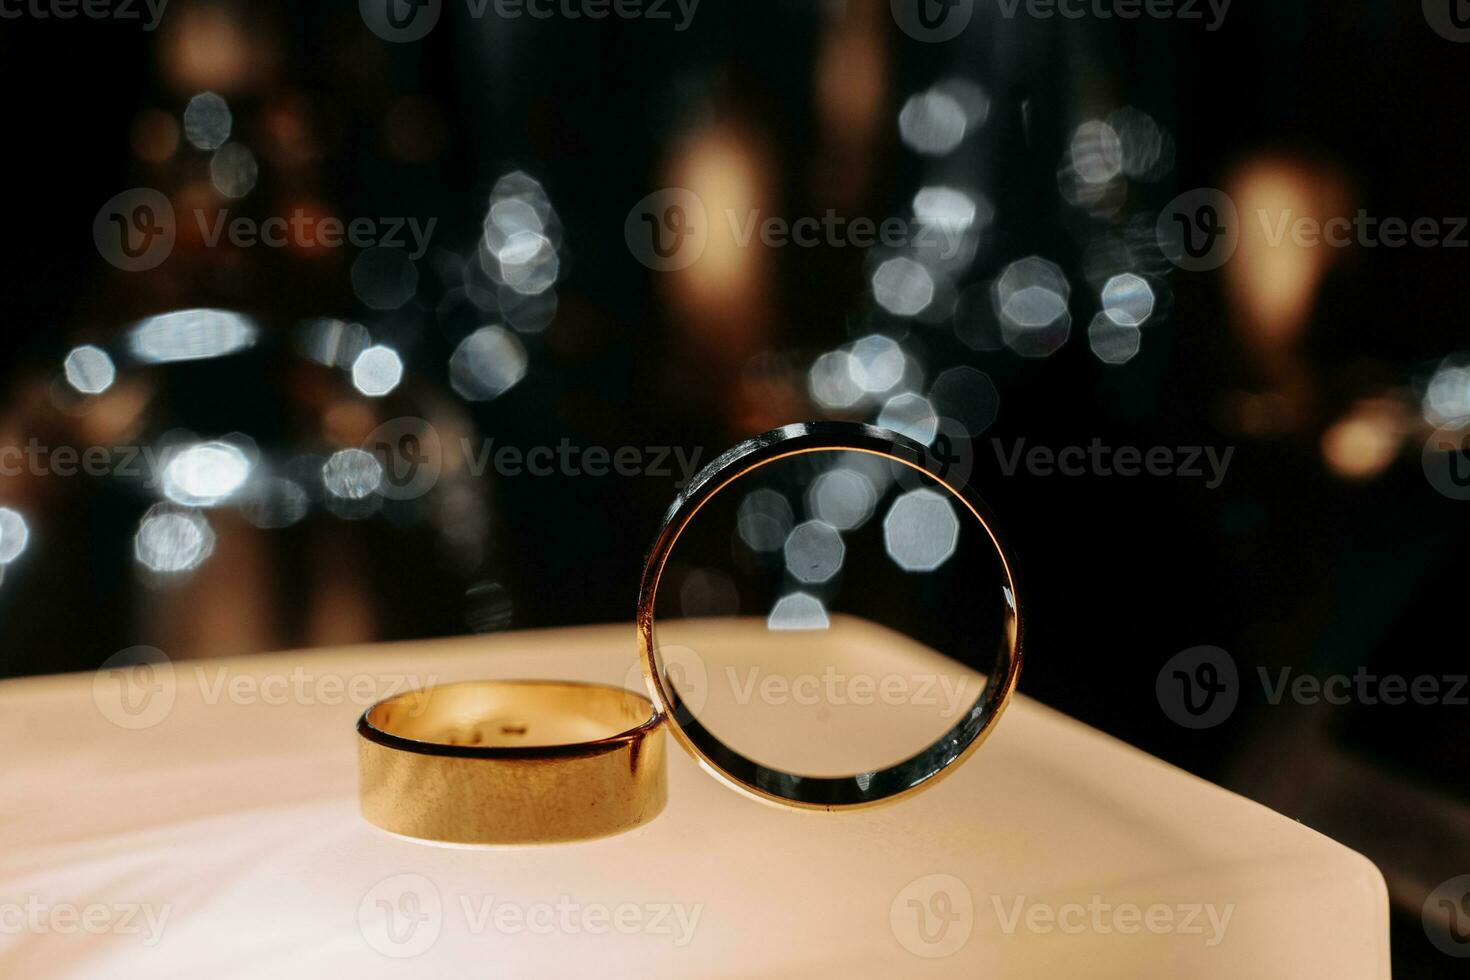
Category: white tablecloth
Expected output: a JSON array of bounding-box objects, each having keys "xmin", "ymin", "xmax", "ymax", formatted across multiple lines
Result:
[{"xmin": 0, "ymin": 623, "xmax": 1389, "ymax": 978}]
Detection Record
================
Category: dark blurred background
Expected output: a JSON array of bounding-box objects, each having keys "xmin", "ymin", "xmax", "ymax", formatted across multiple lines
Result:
[{"xmin": 1, "ymin": 1, "xmax": 1467, "ymax": 973}]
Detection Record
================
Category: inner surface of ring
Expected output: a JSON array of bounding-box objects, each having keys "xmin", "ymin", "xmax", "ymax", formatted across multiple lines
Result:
[{"xmin": 366, "ymin": 681, "xmax": 653, "ymax": 750}]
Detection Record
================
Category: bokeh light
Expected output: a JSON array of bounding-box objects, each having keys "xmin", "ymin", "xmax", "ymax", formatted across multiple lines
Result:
[
  {"xmin": 322, "ymin": 449, "xmax": 383, "ymax": 501},
  {"xmin": 351, "ymin": 345, "xmax": 405, "ymax": 398},
  {"xmin": 449, "ymin": 325, "xmax": 528, "ymax": 402},
  {"xmin": 0, "ymin": 509, "xmax": 30, "ymax": 565},
  {"xmin": 162, "ymin": 442, "xmax": 253, "ymax": 507},
  {"xmin": 135, "ymin": 507, "xmax": 215, "ymax": 574},
  {"xmin": 183, "ymin": 92, "xmax": 232, "ymax": 150},
  {"xmin": 129, "ymin": 309, "xmax": 257, "ymax": 364},
  {"xmin": 783, "ymin": 519, "xmax": 845, "ymax": 584},
  {"xmin": 63, "ymin": 345, "xmax": 117, "ymax": 395},
  {"xmin": 883, "ymin": 489, "xmax": 959, "ymax": 572}
]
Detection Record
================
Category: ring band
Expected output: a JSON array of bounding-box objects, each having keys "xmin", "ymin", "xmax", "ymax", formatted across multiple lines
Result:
[
  {"xmin": 638, "ymin": 421, "xmax": 1023, "ymax": 811},
  {"xmin": 357, "ymin": 681, "xmax": 666, "ymax": 844}
]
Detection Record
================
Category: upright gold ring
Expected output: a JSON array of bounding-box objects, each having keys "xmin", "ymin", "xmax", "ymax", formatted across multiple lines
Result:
[
  {"xmin": 357, "ymin": 681, "xmax": 666, "ymax": 845},
  {"xmin": 637, "ymin": 421, "xmax": 1024, "ymax": 811}
]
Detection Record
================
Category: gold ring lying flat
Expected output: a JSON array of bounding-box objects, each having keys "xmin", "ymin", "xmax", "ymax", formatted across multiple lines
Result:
[{"xmin": 357, "ymin": 681, "xmax": 666, "ymax": 845}]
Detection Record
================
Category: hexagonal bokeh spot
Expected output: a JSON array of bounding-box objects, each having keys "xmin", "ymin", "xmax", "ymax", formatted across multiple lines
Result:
[
  {"xmin": 877, "ymin": 392, "xmax": 938, "ymax": 445},
  {"xmin": 883, "ymin": 489, "xmax": 960, "ymax": 572},
  {"xmin": 1101, "ymin": 272, "xmax": 1155, "ymax": 327},
  {"xmin": 807, "ymin": 468, "xmax": 877, "ymax": 531},
  {"xmin": 1088, "ymin": 312, "xmax": 1142, "ymax": 365},
  {"xmin": 767, "ymin": 592, "xmax": 831, "ymax": 631},
  {"xmin": 783, "ymin": 520, "xmax": 846, "ymax": 584},
  {"xmin": 737, "ymin": 488, "xmax": 794, "ymax": 552}
]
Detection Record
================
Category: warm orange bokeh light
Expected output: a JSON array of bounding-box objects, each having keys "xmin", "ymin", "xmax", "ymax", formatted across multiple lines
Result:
[{"xmin": 1224, "ymin": 158, "xmax": 1350, "ymax": 350}]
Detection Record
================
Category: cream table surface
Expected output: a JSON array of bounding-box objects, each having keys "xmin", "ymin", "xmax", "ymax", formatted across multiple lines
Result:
[{"xmin": 0, "ymin": 622, "xmax": 1389, "ymax": 978}]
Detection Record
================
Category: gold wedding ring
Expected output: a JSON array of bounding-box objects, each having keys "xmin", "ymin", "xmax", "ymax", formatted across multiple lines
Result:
[
  {"xmin": 638, "ymin": 421, "xmax": 1023, "ymax": 810},
  {"xmin": 357, "ymin": 681, "xmax": 666, "ymax": 844}
]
